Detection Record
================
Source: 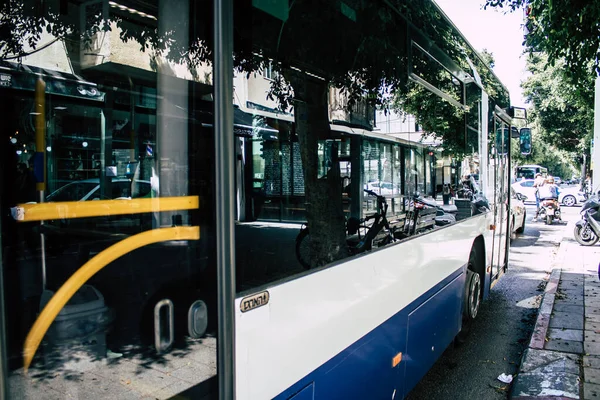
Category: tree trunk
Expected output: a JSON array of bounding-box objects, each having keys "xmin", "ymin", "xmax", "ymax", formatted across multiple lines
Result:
[{"xmin": 287, "ymin": 71, "xmax": 347, "ymax": 267}]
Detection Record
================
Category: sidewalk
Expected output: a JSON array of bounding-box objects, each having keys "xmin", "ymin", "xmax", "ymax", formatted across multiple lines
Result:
[{"xmin": 511, "ymin": 220, "xmax": 600, "ymax": 399}]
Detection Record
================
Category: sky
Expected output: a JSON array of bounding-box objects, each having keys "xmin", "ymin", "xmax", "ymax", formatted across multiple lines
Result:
[{"xmin": 434, "ymin": 0, "xmax": 528, "ymax": 108}]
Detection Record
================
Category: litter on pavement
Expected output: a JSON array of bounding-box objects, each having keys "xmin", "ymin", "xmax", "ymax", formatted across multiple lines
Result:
[{"xmin": 497, "ymin": 373, "xmax": 513, "ymax": 384}]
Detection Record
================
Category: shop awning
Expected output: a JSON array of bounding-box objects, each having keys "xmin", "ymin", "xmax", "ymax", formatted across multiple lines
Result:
[
  {"xmin": 233, "ymin": 106, "xmax": 280, "ymax": 139},
  {"xmin": 0, "ymin": 61, "xmax": 105, "ymax": 102}
]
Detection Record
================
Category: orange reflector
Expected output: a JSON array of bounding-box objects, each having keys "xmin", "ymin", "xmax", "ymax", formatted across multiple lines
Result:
[
  {"xmin": 392, "ymin": 352, "xmax": 402, "ymax": 367},
  {"xmin": 489, "ymin": 224, "xmax": 496, "ymax": 231}
]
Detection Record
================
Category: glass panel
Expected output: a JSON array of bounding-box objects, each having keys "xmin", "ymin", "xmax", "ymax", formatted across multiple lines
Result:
[
  {"xmin": 231, "ymin": 0, "xmax": 492, "ymax": 285},
  {"xmin": 1, "ymin": 1, "xmax": 218, "ymax": 398}
]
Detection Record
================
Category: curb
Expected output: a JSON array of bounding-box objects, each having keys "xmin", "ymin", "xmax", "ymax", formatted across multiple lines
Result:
[
  {"xmin": 529, "ymin": 270, "xmax": 558, "ymax": 350},
  {"xmin": 511, "ymin": 222, "xmax": 576, "ymax": 400},
  {"xmin": 528, "ymin": 228, "xmax": 569, "ymax": 350},
  {"xmin": 512, "ymin": 397, "xmax": 578, "ymax": 400}
]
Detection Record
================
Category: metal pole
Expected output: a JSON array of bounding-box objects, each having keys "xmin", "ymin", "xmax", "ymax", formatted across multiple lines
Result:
[
  {"xmin": 35, "ymin": 78, "xmax": 47, "ymax": 289},
  {"xmin": 214, "ymin": 0, "xmax": 236, "ymax": 398},
  {"xmin": 592, "ymin": 76, "xmax": 600, "ymax": 192},
  {"xmin": 0, "ymin": 207, "xmax": 8, "ymax": 400}
]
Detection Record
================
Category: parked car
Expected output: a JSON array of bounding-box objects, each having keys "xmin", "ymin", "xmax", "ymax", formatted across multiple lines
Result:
[
  {"xmin": 43, "ymin": 178, "xmax": 153, "ymax": 256},
  {"xmin": 46, "ymin": 178, "xmax": 152, "ymax": 202},
  {"xmin": 558, "ymin": 186, "xmax": 587, "ymax": 206},
  {"xmin": 554, "ymin": 177, "xmax": 562, "ymax": 185},
  {"xmin": 511, "ymin": 179, "xmax": 586, "ymax": 206},
  {"xmin": 510, "ymin": 187, "xmax": 526, "ymax": 236},
  {"xmin": 364, "ymin": 181, "xmax": 400, "ymax": 196}
]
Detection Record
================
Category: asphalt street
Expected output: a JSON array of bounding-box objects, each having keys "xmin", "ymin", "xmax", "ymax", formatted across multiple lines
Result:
[{"xmin": 407, "ymin": 203, "xmax": 581, "ymax": 400}]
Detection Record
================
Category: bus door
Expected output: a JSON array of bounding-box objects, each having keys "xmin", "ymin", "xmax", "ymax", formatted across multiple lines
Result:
[
  {"xmin": 493, "ymin": 118, "xmax": 510, "ymax": 277},
  {"xmin": 0, "ymin": 1, "xmax": 233, "ymax": 399}
]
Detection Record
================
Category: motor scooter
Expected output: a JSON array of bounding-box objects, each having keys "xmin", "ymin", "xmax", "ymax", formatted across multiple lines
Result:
[
  {"xmin": 574, "ymin": 193, "xmax": 600, "ymax": 246},
  {"xmin": 538, "ymin": 197, "xmax": 561, "ymax": 225}
]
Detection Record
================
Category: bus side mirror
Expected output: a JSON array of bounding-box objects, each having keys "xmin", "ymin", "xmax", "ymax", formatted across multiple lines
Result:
[{"xmin": 520, "ymin": 128, "xmax": 532, "ymax": 155}]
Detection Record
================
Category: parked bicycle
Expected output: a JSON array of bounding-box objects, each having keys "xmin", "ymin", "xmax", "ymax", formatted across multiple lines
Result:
[{"xmin": 295, "ymin": 189, "xmax": 395, "ymax": 269}]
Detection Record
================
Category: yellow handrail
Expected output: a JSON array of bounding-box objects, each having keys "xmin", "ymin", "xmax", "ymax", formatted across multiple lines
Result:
[
  {"xmin": 15, "ymin": 196, "xmax": 199, "ymax": 222},
  {"xmin": 23, "ymin": 226, "xmax": 200, "ymax": 371}
]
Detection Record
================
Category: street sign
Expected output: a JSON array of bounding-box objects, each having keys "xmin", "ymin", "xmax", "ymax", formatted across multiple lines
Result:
[{"xmin": 508, "ymin": 106, "xmax": 527, "ymax": 120}]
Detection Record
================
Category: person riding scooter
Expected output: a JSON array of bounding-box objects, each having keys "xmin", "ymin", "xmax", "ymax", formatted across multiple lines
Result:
[{"xmin": 536, "ymin": 177, "xmax": 561, "ymax": 223}]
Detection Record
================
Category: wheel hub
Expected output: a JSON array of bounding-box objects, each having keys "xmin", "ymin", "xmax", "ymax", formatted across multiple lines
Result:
[
  {"xmin": 468, "ymin": 272, "xmax": 481, "ymax": 318},
  {"xmin": 582, "ymin": 226, "xmax": 595, "ymax": 240}
]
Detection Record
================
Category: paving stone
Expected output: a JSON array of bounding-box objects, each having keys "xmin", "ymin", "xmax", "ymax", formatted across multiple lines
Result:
[
  {"xmin": 584, "ymin": 382, "xmax": 600, "ymax": 399},
  {"xmin": 555, "ymin": 294, "xmax": 584, "ymax": 304},
  {"xmin": 561, "ymin": 282, "xmax": 584, "ymax": 289},
  {"xmin": 549, "ymin": 311, "xmax": 584, "ymax": 330},
  {"xmin": 560, "ymin": 288, "xmax": 584, "ymax": 295},
  {"xmin": 587, "ymin": 279, "xmax": 600, "ymax": 287},
  {"xmin": 554, "ymin": 303, "xmax": 584, "ymax": 313},
  {"xmin": 168, "ymin": 361, "xmax": 214, "ymax": 384},
  {"xmin": 588, "ymin": 321, "xmax": 600, "ymax": 332},
  {"xmin": 562, "ymin": 272, "xmax": 584, "ymax": 281},
  {"xmin": 90, "ymin": 360, "xmax": 175, "ymax": 396},
  {"xmin": 555, "ymin": 294, "xmax": 585, "ymax": 303},
  {"xmin": 561, "ymin": 279, "xmax": 584, "ymax": 288},
  {"xmin": 586, "ymin": 342, "xmax": 600, "ymax": 356},
  {"xmin": 588, "ymin": 306, "xmax": 600, "ymax": 315},
  {"xmin": 560, "ymin": 289, "xmax": 585, "ymax": 299},
  {"xmin": 587, "ymin": 314, "xmax": 600, "ymax": 323},
  {"xmin": 547, "ymin": 328, "xmax": 584, "ymax": 342},
  {"xmin": 512, "ymin": 372, "xmax": 580, "ymax": 399},
  {"xmin": 586, "ymin": 300, "xmax": 600, "ymax": 308},
  {"xmin": 586, "ymin": 368, "xmax": 600, "ymax": 383},
  {"xmin": 20, "ymin": 368, "xmax": 143, "ymax": 400},
  {"xmin": 545, "ymin": 339, "xmax": 584, "ymax": 354},
  {"xmin": 8, "ymin": 373, "xmax": 66, "ymax": 400},
  {"xmin": 585, "ymin": 356, "xmax": 600, "ymax": 369},
  {"xmin": 587, "ymin": 331, "xmax": 600, "ymax": 344},
  {"xmin": 150, "ymin": 379, "xmax": 195, "ymax": 399},
  {"xmin": 519, "ymin": 348, "xmax": 580, "ymax": 375}
]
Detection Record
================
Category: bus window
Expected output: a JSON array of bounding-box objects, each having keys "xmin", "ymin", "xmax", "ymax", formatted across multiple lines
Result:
[{"xmin": 1, "ymin": 1, "xmax": 219, "ymax": 399}]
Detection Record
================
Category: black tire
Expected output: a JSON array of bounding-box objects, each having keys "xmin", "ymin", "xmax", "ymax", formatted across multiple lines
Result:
[
  {"xmin": 516, "ymin": 211, "xmax": 526, "ymax": 234},
  {"xmin": 562, "ymin": 195, "xmax": 576, "ymax": 207},
  {"xmin": 295, "ymin": 228, "xmax": 312, "ymax": 269},
  {"xmin": 574, "ymin": 223, "xmax": 599, "ymax": 246},
  {"xmin": 509, "ymin": 217, "xmax": 515, "ymax": 242},
  {"xmin": 456, "ymin": 248, "xmax": 482, "ymax": 343}
]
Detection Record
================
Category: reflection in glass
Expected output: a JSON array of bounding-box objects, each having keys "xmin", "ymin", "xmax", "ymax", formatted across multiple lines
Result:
[{"xmin": 1, "ymin": 1, "xmax": 218, "ymax": 399}]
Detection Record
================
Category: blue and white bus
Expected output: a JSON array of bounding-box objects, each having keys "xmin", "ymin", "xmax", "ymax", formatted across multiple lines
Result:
[
  {"xmin": 0, "ymin": 0, "xmax": 516, "ymax": 399},
  {"xmin": 515, "ymin": 164, "xmax": 549, "ymax": 180}
]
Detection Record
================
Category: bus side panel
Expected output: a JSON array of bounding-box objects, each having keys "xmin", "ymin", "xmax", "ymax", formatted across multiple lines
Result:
[
  {"xmin": 235, "ymin": 215, "xmax": 488, "ymax": 400},
  {"xmin": 403, "ymin": 270, "xmax": 464, "ymax": 395},
  {"xmin": 272, "ymin": 267, "xmax": 464, "ymax": 400}
]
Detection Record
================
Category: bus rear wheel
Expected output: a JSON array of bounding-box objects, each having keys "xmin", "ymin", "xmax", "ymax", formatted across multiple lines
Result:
[
  {"xmin": 456, "ymin": 248, "xmax": 482, "ymax": 343},
  {"xmin": 465, "ymin": 269, "xmax": 481, "ymax": 319}
]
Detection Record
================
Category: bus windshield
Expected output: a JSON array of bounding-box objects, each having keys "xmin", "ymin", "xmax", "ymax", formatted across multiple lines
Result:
[{"xmin": 516, "ymin": 165, "xmax": 548, "ymax": 180}]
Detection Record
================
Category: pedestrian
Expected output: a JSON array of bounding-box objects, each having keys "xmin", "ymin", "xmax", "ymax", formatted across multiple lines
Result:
[
  {"xmin": 585, "ymin": 174, "xmax": 592, "ymax": 195},
  {"xmin": 532, "ymin": 173, "xmax": 545, "ymax": 222},
  {"xmin": 442, "ymin": 183, "xmax": 451, "ymax": 205}
]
